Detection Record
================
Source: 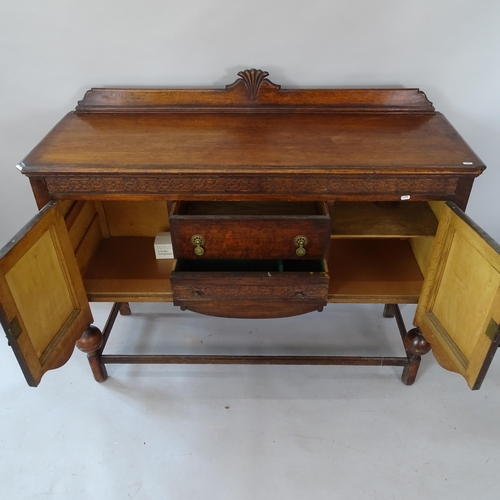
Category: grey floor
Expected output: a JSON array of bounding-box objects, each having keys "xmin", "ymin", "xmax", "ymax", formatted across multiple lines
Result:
[{"xmin": 1, "ymin": 302, "xmax": 499, "ymax": 499}]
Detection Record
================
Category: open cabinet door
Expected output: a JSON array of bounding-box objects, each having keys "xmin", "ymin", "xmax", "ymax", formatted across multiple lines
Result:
[
  {"xmin": 0, "ymin": 202, "xmax": 92, "ymax": 386},
  {"xmin": 415, "ymin": 202, "xmax": 500, "ymax": 390}
]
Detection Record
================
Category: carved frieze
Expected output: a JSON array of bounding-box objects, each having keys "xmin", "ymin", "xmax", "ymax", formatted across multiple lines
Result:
[{"xmin": 45, "ymin": 174, "xmax": 458, "ymax": 198}]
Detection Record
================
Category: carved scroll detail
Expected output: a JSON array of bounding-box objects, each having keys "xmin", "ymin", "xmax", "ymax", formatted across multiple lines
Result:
[{"xmin": 226, "ymin": 68, "xmax": 281, "ymax": 101}]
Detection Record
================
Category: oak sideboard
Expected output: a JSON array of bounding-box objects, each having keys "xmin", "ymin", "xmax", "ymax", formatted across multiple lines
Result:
[{"xmin": 1, "ymin": 69, "xmax": 499, "ymax": 389}]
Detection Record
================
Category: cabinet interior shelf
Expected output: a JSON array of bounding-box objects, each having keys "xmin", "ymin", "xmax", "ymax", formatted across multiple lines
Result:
[
  {"xmin": 83, "ymin": 237, "xmax": 174, "ymax": 302},
  {"xmin": 327, "ymin": 239, "xmax": 423, "ymax": 303},
  {"xmin": 330, "ymin": 201, "xmax": 438, "ymax": 238},
  {"xmin": 83, "ymin": 236, "xmax": 424, "ymax": 304}
]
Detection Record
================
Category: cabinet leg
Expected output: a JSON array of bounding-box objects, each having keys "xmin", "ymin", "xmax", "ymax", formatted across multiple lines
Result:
[
  {"xmin": 401, "ymin": 327, "xmax": 431, "ymax": 385},
  {"xmin": 383, "ymin": 304, "xmax": 395, "ymax": 318},
  {"xmin": 119, "ymin": 302, "xmax": 131, "ymax": 316},
  {"xmin": 76, "ymin": 325, "xmax": 108, "ymax": 382}
]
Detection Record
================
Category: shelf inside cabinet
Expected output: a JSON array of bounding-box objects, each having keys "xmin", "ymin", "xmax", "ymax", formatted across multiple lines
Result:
[
  {"xmin": 330, "ymin": 202, "xmax": 438, "ymax": 238},
  {"xmin": 327, "ymin": 239, "xmax": 424, "ymax": 303},
  {"xmin": 83, "ymin": 237, "xmax": 174, "ymax": 302}
]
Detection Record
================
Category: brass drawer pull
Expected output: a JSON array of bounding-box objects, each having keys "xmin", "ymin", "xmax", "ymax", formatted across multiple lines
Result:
[
  {"xmin": 294, "ymin": 235, "xmax": 308, "ymax": 257},
  {"xmin": 191, "ymin": 234, "xmax": 205, "ymax": 256}
]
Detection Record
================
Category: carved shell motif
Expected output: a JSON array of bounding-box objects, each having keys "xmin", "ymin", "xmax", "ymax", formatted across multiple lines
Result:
[{"xmin": 227, "ymin": 68, "xmax": 281, "ymax": 101}]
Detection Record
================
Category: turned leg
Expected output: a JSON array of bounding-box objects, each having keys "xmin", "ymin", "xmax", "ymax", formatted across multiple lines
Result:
[
  {"xmin": 76, "ymin": 325, "xmax": 108, "ymax": 382},
  {"xmin": 119, "ymin": 302, "xmax": 131, "ymax": 316},
  {"xmin": 401, "ymin": 327, "xmax": 431, "ymax": 385},
  {"xmin": 383, "ymin": 304, "xmax": 395, "ymax": 318}
]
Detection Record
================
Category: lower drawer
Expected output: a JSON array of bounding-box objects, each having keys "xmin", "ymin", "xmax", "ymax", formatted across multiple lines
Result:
[{"xmin": 171, "ymin": 259, "xmax": 329, "ymax": 318}]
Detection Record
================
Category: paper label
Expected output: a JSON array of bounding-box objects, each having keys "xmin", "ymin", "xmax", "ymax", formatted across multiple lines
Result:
[
  {"xmin": 155, "ymin": 244, "xmax": 174, "ymax": 259},
  {"xmin": 154, "ymin": 232, "xmax": 174, "ymax": 259}
]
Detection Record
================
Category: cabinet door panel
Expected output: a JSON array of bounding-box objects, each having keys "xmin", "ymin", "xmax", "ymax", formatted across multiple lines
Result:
[
  {"xmin": 0, "ymin": 202, "xmax": 92, "ymax": 386},
  {"xmin": 415, "ymin": 202, "xmax": 500, "ymax": 389}
]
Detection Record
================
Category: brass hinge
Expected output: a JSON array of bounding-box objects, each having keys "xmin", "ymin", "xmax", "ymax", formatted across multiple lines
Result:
[
  {"xmin": 8, "ymin": 317, "xmax": 22, "ymax": 340},
  {"xmin": 485, "ymin": 318, "xmax": 499, "ymax": 342}
]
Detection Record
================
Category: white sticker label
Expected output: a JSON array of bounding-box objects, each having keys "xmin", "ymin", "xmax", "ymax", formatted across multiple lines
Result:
[
  {"xmin": 401, "ymin": 195, "xmax": 411, "ymax": 201},
  {"xmin": 463, "ymin": 161, "xmax": 473, "ymax": 165},
  {"xmin": 154, "ymin": 232, "xmax": 174, "ymax": 259},
  {"xmin": 155, "ymin": 244, "xmax": 174, "ymax": 259}
]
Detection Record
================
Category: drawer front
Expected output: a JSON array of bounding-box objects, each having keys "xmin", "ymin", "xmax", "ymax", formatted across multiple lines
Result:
[
  {"xmin": 171, "ymin": 259, "xmax": 329, "ymax": 319},
  {"xmin": 169, "ymin": 201, "xmax": 330, "ymax": 260}
]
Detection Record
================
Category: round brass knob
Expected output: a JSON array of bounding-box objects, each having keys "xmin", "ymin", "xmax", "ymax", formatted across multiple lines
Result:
[
  {"xmin": 191, "ymin": 234, "xmax": 205, "ymax": 256},
  {"xmin": 294, "ymin": 235, "xmax": 308, "ymax": 257}
]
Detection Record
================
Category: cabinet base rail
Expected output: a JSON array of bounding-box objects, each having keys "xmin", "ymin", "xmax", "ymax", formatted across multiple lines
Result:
[
  {"xmin": 101, "ymin": 354, "xmax": 408, "ymax": 366},
  {"xmin": 77, "ymin": 302, "xmax": 431, "ymax": 386}
]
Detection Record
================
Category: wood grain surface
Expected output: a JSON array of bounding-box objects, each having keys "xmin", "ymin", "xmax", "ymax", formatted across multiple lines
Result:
[{"xmin": 20, "ymin": 112, "xmax": 483, "ymax": 175}]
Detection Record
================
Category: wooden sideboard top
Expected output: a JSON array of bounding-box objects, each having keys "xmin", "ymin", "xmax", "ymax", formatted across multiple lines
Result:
[
  {"xmin": 17, "ymin": 70, "xmax": 485, "ymax": 208},
  {"xmin": 20, "ymin": 111, "xmax": 483, "ymax": 176},
  {"xmin": 19, "ymin": 69, "xmax": 484, "ymax": 177}
]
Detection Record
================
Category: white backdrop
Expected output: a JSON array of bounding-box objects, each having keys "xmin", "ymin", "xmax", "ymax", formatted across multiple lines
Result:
[{"xmin": 1, "ymin": 0, "xmax": 499, "ymax": 242}]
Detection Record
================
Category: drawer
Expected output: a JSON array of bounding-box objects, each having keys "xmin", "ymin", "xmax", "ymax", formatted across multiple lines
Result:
[
  {"xmin": 169, "ymin": 201, "xmax": 330, "ymax": 260},
  {"xmin": 171, "ymin": 258, "xmax": 329, "ymax": 318}
]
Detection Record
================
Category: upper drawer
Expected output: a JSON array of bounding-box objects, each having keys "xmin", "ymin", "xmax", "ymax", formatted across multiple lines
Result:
[{"xmin": 169, "ymin": 201, "xmax": 331, "ymax": 260}]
